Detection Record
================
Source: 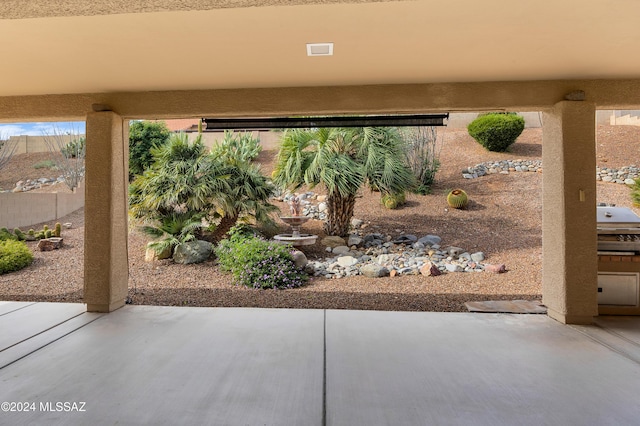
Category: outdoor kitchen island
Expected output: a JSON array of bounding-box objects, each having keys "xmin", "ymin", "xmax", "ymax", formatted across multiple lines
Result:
[{"xmin": 597, "ymin": 206, "xmax": 640, "ymax": 315}]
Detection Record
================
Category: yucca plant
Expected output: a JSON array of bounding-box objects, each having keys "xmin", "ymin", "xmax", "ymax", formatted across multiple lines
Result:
[{"xmin": 273, "ymin": 126, "xmax": 416, "ymax": 236}]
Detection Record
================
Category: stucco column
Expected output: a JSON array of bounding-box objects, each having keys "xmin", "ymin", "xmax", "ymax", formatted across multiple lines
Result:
[
  {"xmin": 84, "ymin": 112, "xmax": 129, "ymax": 312},
  {"xmin": 542, "ymin": 101, "xmax": 598, "ymax": 324}
]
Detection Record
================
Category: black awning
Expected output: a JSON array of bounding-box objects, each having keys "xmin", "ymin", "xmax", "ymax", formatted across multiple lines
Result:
[{"xmin": 202, "ymin": 114, "xmax": 448, "ymax": 130}]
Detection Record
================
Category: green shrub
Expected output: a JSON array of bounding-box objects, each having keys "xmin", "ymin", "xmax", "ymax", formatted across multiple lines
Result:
[
  {"xmin": 0, "ymin": 240, "xmax": 33, "ymax": 274},
  {"xmin": 214, "ymin": 226, "xmax": 307, "ymax": 289},
  {"xmin": 0, "ymin": 228, "xmax": 16, "ymax": 241},
  {"xmin": 61, "ymin": 137, "xmax": 86, "ymax": 158},
  {"xmin": 33, "ymin": 160, "xmax": 57, "ymax": 169},
  {"xmin": 467, "ymin": 113, "xmax": 525, "ymax": 152},
  {"xmin": 129, "ymin": 121, "xmax": 171, "ymax": 179}
]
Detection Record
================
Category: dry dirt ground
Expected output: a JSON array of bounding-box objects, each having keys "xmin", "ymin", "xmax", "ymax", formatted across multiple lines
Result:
[{"xmin": 1, "ymin": 125, "xmax": 639, "ymax": 312}]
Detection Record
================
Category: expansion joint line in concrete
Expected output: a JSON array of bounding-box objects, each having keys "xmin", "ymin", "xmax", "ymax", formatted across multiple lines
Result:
[{"xmin": 322, "ymin": 309, "xmax": 327, "ymax": 426}]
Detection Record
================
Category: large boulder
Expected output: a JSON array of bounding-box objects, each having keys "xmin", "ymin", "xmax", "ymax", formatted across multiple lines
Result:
[
  {"xmin": 322, "ymin": 236, "xmax": 346, "ymax": 248},
  {"xmin": 37, "ymin": 237, "xmax": 63, "ymax": 251},
  {"xmin": 173, "ymin": 240, "xmax": 212, "ymax": 264},
  {"xmin": 145, "ymin": 243, "xmax": 172, "ymax": 262},
  {"xmin": 291, "ymin": 250, "xmax": 308, "ymax": 269}
]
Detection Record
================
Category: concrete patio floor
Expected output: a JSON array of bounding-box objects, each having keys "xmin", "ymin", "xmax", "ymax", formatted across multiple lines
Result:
[{"xmin": 1, "ymin": 302, "xmax": 639, "ymax": 425}]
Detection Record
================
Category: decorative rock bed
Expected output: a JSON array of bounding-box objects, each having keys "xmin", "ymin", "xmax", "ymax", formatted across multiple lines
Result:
[
  {"xmin": 462, "ymin": 160, "xmax": 639, "ymax": 185},
  {"xmin": 305, "ymin": 232, "xmax": 505, "ymax": 279}
]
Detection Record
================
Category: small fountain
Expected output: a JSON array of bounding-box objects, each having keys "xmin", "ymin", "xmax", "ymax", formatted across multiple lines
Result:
[{"xmin": 273, "ymin": 194, "xmax": 318, "ymax": 247}]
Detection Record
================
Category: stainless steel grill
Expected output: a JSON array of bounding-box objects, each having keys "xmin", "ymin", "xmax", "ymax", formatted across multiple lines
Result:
[{"xmin": 597, "ymin": 206, "xmax": 640, "ymax": 253}]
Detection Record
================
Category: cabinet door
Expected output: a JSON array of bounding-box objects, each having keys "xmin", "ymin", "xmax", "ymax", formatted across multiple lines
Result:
[{"xmin": 597, "ymin": 273, "xmax": 639, "ymax": 306}]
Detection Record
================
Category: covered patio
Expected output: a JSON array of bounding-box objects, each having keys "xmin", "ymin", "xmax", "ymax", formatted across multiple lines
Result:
[
  {"xmin": 2, "ymin": 1, "xmax": 640, "ymax": 423},
  {"xmin": 1, "ymin": 301, "xmax": 640, "ymax": 424}
]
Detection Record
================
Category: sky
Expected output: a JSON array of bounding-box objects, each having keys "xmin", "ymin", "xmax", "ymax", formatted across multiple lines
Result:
[{"xmin": 0, "ymin": 122, "xmax": 85, "ymax": 138}]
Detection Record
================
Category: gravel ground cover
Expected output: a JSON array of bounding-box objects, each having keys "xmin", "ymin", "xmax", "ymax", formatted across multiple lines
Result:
[{"xmin": 1, "ymin": 125, "xmax": 639, "ymax": 312}]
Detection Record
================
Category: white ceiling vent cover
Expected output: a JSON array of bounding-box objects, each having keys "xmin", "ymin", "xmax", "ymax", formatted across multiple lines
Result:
[{"xmin": 306, "ymin": 43, "xmax": 334, "ymax": 56}]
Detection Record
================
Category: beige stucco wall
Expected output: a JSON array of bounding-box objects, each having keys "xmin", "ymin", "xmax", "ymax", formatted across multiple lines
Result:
[
  {"xmin": 6, "ymin": 134, "xmax": 81, "ymax": 154},
  {"xmin": 1, "ymin": 80, "xmax": 640, "ymax": 124},
  {"xmin": 0, "ymin": 186, "xmax": 84, "ymax": 229}
]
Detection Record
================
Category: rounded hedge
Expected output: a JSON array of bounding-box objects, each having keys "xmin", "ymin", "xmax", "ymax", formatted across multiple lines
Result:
[
  {"xmin": 0, "ymin": 239, "xmax": 34, "ymax": 275},
  {"xmin": 467, "ymin": 113, "xmax": 525, "ymax": 152}
]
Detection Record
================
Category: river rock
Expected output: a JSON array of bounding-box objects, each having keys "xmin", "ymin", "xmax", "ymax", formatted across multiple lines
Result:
[
  {"xmin": 485, "ymin": 264, "xmax": 506, "ymax": 273},
  {"xmin": 173, "ymin": 240, "xmax": 212, "ymax": 264},
  {"xmin": 348, "ymin": 235, "xmax": 363, "ymax": 247},
  {"xmin": 360, "ymin": 264, "xmax": 389, "ymax": 278},
  {"xmin": 445, "ymin": 264, "xmax": 463, "ymax": 272},
  {"xmin": 471, "ymin": 252, "xmax": 485, "ymax": 262},
  {"xmin": 446, "ymin": 246, "xmax": 465, "ymax": 257},
  {"xmin": 337, "ymin": 256, "xmax": 359, "ymax": 267},
  {"xmin": 418, "ymin": 235, "xmax": 441, "ymax": 246},
  {"xmin": 350, "ymin": 218, "xmax": 364, "ymax": 228},
  {"xmin": 333, "ymin": 245, "xmax": 351, "ymax": 255},
  {"xmin": 420, "ymin": 262, "xmax": 441, "ymax": 276}
]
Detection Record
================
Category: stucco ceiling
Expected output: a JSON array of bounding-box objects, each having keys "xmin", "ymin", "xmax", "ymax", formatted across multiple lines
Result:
[{"xmin": 0, "ymin": 0, "xmax": 639, "ymax": 97}]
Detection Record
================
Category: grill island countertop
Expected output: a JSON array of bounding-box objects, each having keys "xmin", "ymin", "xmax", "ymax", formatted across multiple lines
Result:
[{"xmin": 597, "ymin": 206, "xmax": 640, "ymax": 253}]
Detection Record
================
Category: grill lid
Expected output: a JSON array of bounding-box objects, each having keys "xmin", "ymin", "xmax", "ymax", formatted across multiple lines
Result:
[{"xmin": 597, "ymin": 207, "xmax": 640, "ymax": 228}]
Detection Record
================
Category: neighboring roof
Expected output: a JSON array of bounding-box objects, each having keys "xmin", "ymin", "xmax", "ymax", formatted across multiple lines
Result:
[
  {"xmin": 162, "ymin": 119, "xmax": 200, "ymax": 132},
  {"xmin": 1, "ymin": 1, "xmax": 639, "ymax": 97}
]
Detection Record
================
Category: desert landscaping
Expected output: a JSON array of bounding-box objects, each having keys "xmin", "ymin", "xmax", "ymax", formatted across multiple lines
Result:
[{"xmin": 1, "ymin": 124, "xmax": 639, "ymax": 312}]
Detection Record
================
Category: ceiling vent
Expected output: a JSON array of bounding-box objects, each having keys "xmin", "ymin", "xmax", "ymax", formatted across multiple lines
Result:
[{"xmin": 306, "ymin": 43, "xmax": 333, "ymax": 56}]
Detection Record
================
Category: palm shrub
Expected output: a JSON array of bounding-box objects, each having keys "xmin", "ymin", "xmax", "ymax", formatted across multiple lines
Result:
[
  {"xmin": 129, "ymin": 133, "xmax": 277, "ymax": 251},
  {"xmin": 129, "ymin": 121, "xmax": 171, "ymax": 179},
  {"xmin": 212, "ymin": 161, "xmax": 279, "ymax": 240},
  {"xmin": 0, "ymin": 240, "xmax": 33, "ymax": 274},
  {"xmin": 214, "ymin": 225, "xmax": 307, "ymax": 289},
  {"xmin": 272, "ymin": 127, "xmax": 415, "ymax": 236},
  {"xmin": 467, "ymin": 113, "xmax": 525, "ymax": 152}
]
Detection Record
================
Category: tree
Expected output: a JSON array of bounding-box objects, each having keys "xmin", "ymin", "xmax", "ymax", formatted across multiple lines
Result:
[
  {"xmin": 272, "ymin": 127, "xmax": 416, "ymax": 236},
  {"xmin": 129, "ymin": 132, "xmax": 277, "ymax": 250},
  {"xmin": 129, "ymin": 121, "xmax": 171, "ymax": 179},
  {"xmin": 401, "ymin": 126, "xmax": 441, "ymax": 195},
  {"xmin": 0, "ymin": 132, "xmax": 18, "ymax": 173},
  {"xmin": 42, "ymin": 127, "xmax": 85, "ymax": 191}
]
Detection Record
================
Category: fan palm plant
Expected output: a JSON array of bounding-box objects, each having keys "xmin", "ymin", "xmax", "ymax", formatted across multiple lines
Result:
[
  {"xmin": 272, "ymin": 127, "xmax": 415, "ymax": 236},
  {"xmin": 139, "ymin": 211, "xmax": 205, "ymax": 255},
  {"xmin": 130, "ymin": 132, "xmax": 278, "ymax": 248}
]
